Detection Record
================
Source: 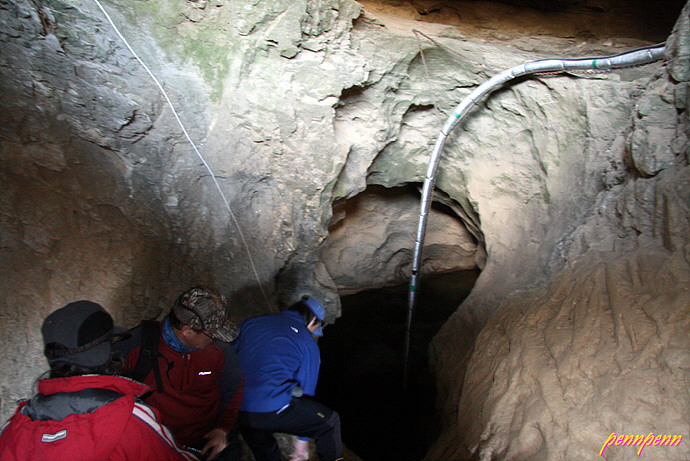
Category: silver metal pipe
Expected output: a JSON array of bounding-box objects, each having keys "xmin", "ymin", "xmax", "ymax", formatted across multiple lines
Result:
[{"xmin": 403, "ymin": 43, "xmax": 666, "ymax": 387}]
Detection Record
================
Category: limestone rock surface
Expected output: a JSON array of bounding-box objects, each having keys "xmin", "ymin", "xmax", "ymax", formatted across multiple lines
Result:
[
  {"xmin": 0, "ymin": 0, "xmax": 688, "ymax": 460},
  {"xmin": 321, "ymin": 185, "xmax": 478, "ymax": 295},
  {"xmin": 428, "ymin": 4, "xmax": 690, "ymax": 459}
]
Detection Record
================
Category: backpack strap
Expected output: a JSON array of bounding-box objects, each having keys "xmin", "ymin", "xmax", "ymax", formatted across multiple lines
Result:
[{"xmin": 131, "ymin": 320, "xmax": 164, "ymax": 393}]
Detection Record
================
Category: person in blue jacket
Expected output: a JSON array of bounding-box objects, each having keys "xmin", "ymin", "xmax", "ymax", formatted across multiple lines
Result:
[{"xmin": 234, "ymin": 295, "xmax": 342, "ymax": 461}]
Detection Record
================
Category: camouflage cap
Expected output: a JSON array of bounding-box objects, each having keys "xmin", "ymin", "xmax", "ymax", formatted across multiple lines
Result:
[{"xmin": 173, "ymin": 286, "xmax": 238, "ymax": 342}]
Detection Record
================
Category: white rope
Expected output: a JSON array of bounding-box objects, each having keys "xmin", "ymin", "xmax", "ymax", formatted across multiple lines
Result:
[
  {"xmin": 413, "ymin": 30, "xmax": 444, "ymax": 124},
  {"xmin": 92, "ymin": 0, "xmax": 270, "ymax": 309}
]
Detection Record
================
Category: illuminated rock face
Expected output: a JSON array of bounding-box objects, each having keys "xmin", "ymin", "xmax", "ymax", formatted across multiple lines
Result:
[
  {"xmin": 427, "ymin": 6, "xmax": 690, "ymax": 460},
  {"xmin": 320, "ymin": 185, "xmax": 478, "ymax": 296},
  {"xmin": 0, "ymin": 0, "xmax": 687, "ymax": 459}
]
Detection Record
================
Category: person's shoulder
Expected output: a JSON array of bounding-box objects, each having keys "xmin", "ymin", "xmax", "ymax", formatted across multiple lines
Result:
[
  {"xmin": 239, "ymin": 312, "xmax": 282, "ymax": 332},
  {"xmin": 244, "ymin": 312, "xmax": 279, "ymax": 323}
]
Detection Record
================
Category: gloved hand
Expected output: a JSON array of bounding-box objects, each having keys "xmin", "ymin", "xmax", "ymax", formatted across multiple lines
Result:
[
  {"xmin": 289, "ymin": 438, "xmax": 310, "ymax": 461},
  {"xmin": 291, "ymin": 385, "xmax": 304, "ymax": 398}
]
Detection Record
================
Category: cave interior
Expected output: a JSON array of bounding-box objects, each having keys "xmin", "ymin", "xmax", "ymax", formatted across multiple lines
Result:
[{"xmin": 1, "ymin": 0, "xmax": 688, "ymax": 459}]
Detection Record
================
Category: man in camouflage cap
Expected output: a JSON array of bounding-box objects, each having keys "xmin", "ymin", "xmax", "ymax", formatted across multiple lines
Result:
[
  {"xmin": 116, "ymin": 286, "xmax": 243, "ymax": 461},
  {"xmin": 172, "ymin": 286, "xmax": 239, "ymax": 343}
]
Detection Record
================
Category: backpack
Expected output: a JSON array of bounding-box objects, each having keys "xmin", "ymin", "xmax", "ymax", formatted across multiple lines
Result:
[{"xmin": 130, "ymin": 320, "xmax": 165, "ymax": 393}]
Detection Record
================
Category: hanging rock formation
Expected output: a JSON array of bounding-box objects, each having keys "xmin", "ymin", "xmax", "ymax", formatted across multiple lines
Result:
[{"xmin": 322, "ymin": 185, "xmax": 478, "ymax": 295}]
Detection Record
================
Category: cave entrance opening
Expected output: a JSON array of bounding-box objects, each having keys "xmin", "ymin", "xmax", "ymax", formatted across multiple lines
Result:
[
  {"xmin": 317, "ymin": 270, "xmax": 479, "ymax": 461},
  {"xmin": 317, "ymin": 183, "xmax": 481, "ymax": 459}
]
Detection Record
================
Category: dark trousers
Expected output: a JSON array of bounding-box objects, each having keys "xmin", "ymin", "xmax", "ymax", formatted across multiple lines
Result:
[{"xmin": 239, "ymin": 397, "xmax": 342, "ymax": 461}]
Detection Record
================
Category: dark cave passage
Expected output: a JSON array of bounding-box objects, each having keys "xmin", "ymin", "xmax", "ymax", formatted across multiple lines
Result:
[{"xmin": 317, "ymin": 269, "xmax": 480, "ymax": 461}]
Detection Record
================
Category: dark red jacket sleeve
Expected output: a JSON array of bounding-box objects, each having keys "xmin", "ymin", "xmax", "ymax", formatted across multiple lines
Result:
[{"xmin": 215, "ymin": 341, "xmax": 244, "ymax": 434}]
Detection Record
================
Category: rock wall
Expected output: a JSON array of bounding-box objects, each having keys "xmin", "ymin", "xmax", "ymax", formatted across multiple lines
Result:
[
  {"xmin": 428, "ymin": 3, "xmax": 690, "ymax": 460},
  {"xmin": 321, "ymin": 185, "xmax": 477, "ymax": 295},
  {"xmin": 0, "ymin": 0, "xmax": 687, "ymax": 458}
]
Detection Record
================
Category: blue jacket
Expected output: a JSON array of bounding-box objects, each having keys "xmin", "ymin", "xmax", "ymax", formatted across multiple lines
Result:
[{"xmin": 234, "ymin": 310, "xmax": 320, "ymax": 413}]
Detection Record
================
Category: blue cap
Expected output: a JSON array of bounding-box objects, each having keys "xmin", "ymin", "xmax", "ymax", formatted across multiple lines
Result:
[{"xmin": 302, "ymin": 296, "xmax": 325, "ymax": 336}]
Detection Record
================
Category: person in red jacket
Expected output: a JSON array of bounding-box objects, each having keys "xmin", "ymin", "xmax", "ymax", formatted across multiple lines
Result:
[
  {"xmin": 116, "ymin": 286, "xmax": 244, "ymax": 461},
  {"xmin": 0, "ymin": 300, "xmax": 197, "ymax": 461}
]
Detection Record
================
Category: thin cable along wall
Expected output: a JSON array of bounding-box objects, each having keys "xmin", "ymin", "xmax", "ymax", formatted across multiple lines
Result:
[{"xmin": 404, "ymin": 42, "xmax": 667, "ymax": 385}]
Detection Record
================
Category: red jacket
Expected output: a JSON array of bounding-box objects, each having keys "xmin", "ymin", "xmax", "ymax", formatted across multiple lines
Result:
[
  {"xmin": 122, "ymin": 325, "xmax": 243, "ymax": 445},
  {"xmin": 0, "ymin": 375, "xmax": 197, "ymax": 461}
]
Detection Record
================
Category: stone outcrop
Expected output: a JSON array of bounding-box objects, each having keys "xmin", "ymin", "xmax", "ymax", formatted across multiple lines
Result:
[
  {"xmin": 0, "ymin": 0, "xmax": 687, "ymax": 459},
  {"xmin": 321, "ymin": 185, "xmax": 478, "ymax": 295},
  {"xmin": 427, "ymin": 4, "xmax": 690, "ymax": 459}
]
